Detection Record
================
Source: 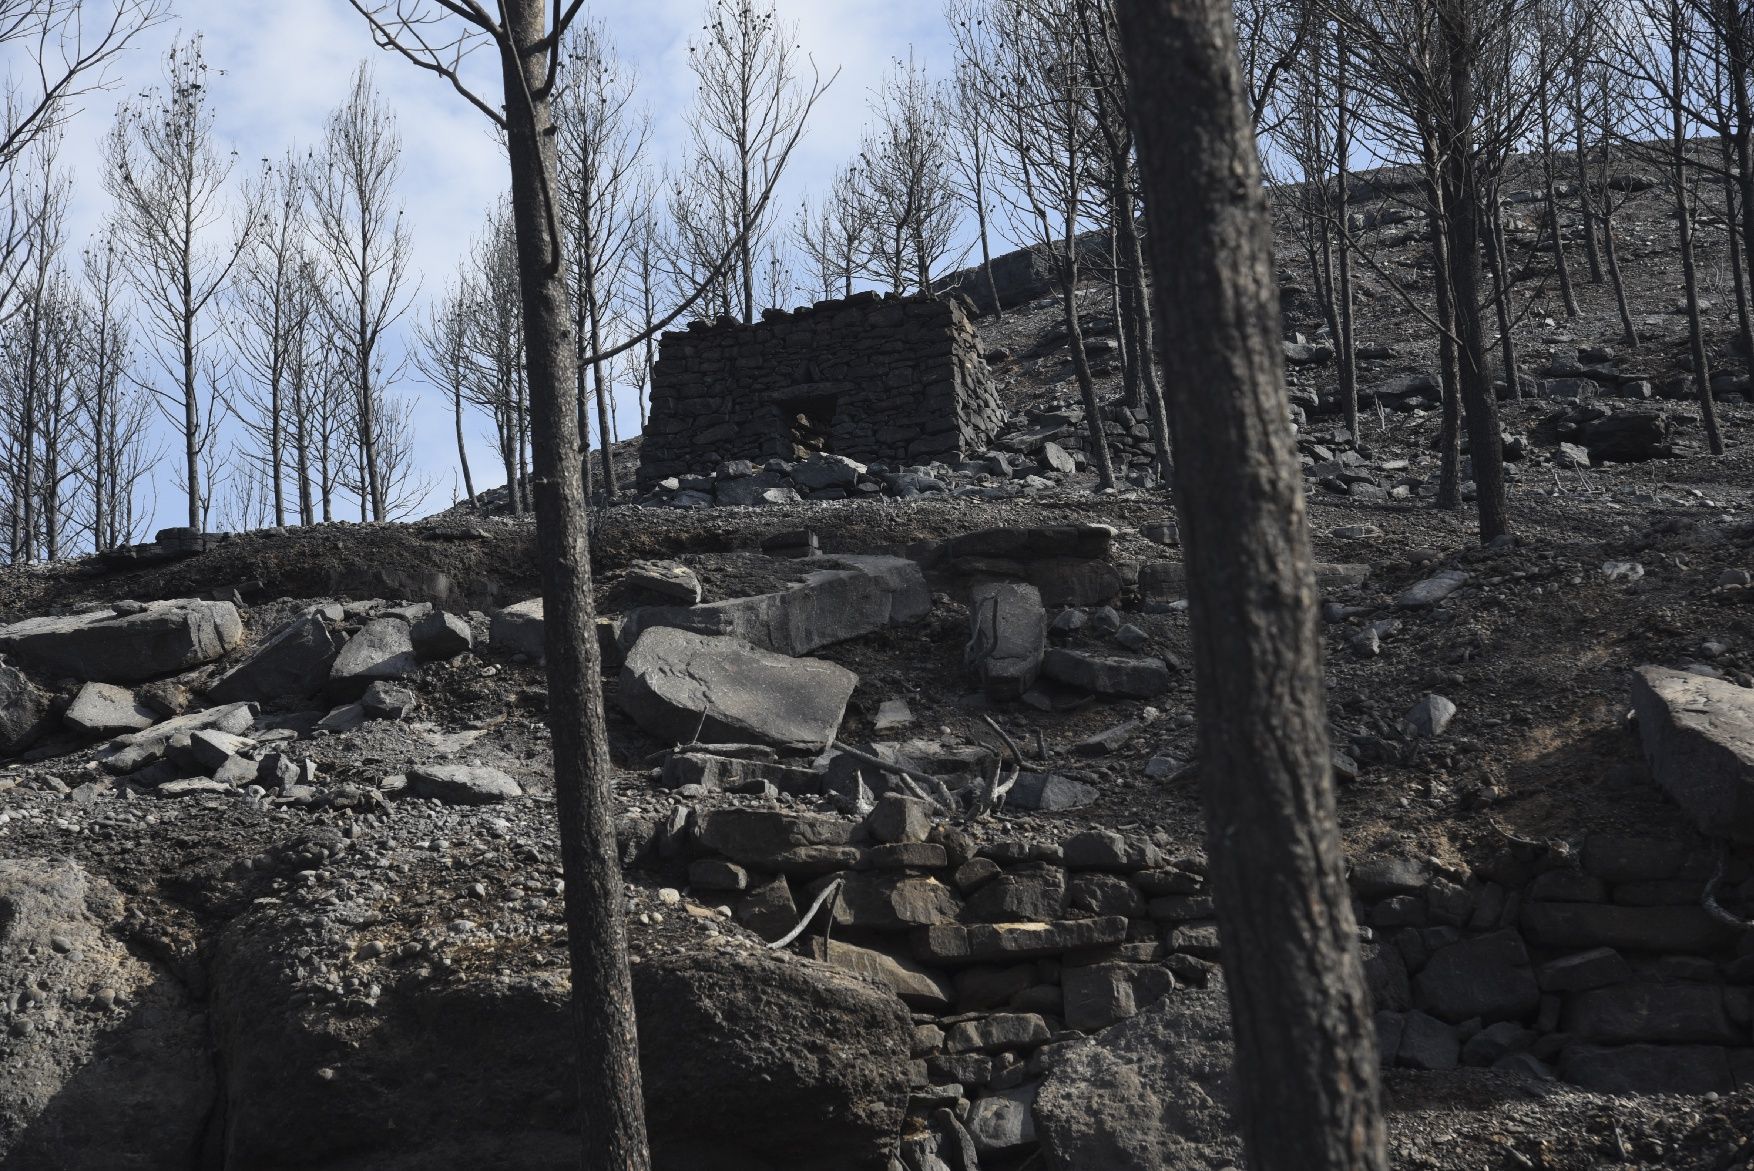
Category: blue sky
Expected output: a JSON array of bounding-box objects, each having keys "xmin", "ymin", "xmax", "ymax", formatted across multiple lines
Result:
[{"xmin": 41, "ymin": 1, "xmax": 962, "ymax": 529}]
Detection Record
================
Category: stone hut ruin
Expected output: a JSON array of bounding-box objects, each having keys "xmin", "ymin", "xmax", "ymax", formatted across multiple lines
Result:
[{"xmin": 638, "ymin": 292, "xmax": 1004, "ymax": 487}]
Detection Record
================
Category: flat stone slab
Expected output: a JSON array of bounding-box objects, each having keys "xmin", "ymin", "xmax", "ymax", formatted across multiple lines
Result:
[
  {"xmin": 1631, "ymin": 666, "xmax": 1754, "ymax": 841},
  {"xmin": 329, "ymin": 618, "xmax": 417, "ymax": 698},
  {"xmin": 406, "ymin": 764, "xmax": 523, "ymax": 804},
  {"xmin": 619, "ymin": 555, "xmax": 929, "ymax": 659},
  {"xmin": 64, "ymin": 683, "xmax": 157, "ymax": 737},
  {"xmin": 912, "ymin": 916, "xmax": 1129, "ymax": 965},
  {"xmin": 1041, "ymin": 648, "xmax": 1171, "ymax": 698},
  {"xmin": 620, "ymin": 627, "xmax": 857, "ymax": 751},
  {"xmin": 0, "ymin": 600, "xmax": 242, "ymax": 683}
]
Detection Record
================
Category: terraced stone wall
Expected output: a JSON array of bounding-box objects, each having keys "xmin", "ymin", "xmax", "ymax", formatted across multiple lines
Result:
[{"xmin": 640, "ymin": 292, "xmax": 1003, "ymax": 487}]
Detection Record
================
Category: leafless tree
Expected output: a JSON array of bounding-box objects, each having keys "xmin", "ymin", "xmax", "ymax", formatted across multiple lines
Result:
[
  {"xmin": 0, "ymin": 0, "xmax": 168, "ymax": 319},
  {"xmin": 463, "ymin": 202, "xmax": 530, "ymax": 515},
  {"xmin": 310, "ymin": 62, "xmax": 414, "ymax": 522},
  {"xmin": 414, "ymin": 278, "xmax": 479, "ymax": 510},
  {"xmin": 792, "ymin": 161, "xmax": 872, "ymax": 300},
  {"xmin": 954, "ymin": 0, "xmax": 1118, "ymax": 489},
  {"xmin": 76, "ymin": 222, "xmax": 156, "ymax": 552},
  {"xmin": 855, "ymin": 54, "xmax": 962, "ymax": 294},
  {"xmin": 1613, "ymin": 0, "xmax": 1725, "ymax": 453},
  {"xmin": 231, "ymin": 151, "xmax": 315, "ymax": 527},
  {"xmin": 105, "ymin": 35, "xmax": 251, "ymax": 530},
  {"xmin": 1117, "ymin": 2, "xmax": 1389, "ymax": 1169},
  {"xmin": 685, "ymin": 0, "xmax": 833, "ymax": 322},
  {"xmin": 555, "ymin": 18, "xmax": 649, "ymax": 502},
  {"xmin": 943, "ymin": 53, "xmax": 1005, "ymax": 319}
]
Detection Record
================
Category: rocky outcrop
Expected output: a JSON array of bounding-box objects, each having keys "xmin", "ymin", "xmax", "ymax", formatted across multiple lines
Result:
[
  {"xmin": 207, "ymin": 910, "xmax": 910, "ymax": 1171},
  {"xmin": 0, "ymin": 599, "xmax": 242, "ymax": 683}
]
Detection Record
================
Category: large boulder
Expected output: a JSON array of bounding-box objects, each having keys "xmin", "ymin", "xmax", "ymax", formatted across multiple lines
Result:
[
  {"xmin": 620, "ymin": 628, "xmax": 857, "ymax": 751},
  {"xmin": 208, "ymin": 612, "xmax": 343, "ymax": 704},
  {"xmin": 1631, "ymin": 666, "xmax": 1754, "ymax": 841},
  {"xmin": 0, "ymin": 599, "xmax": 242, "ymax": 683},
  {"xmin": 0, "ymin": 858, "xmax": 212, "ymax": 1169},
  {"xmin": 1413, "ymin": 930, "xmax": 1540, "ymax": 1023},
  {"xmin": 209, "ymin": 912, "xmax": 911, "ymax": 1171},
  {"xmin": 328, "ymin": 618, "xmax": 417, "ymax": 699},
  {"xmin": 619, "ymin": 556, "xmax": 929, "ymax": 659},
  {"xmin": 635, "ymin": 949, "xmax": 913, "ymax": 1170},
  {"xmin": 0, "ymin": 661, "xmax": 50, "ymax": 753},
  {"xmin": 1034, "ymin": 980, "xmax": 1241, "ymax": 1171}
]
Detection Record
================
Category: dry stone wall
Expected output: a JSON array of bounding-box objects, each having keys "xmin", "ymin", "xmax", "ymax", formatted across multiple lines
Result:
[{"xmin": 640, "ymin": 292, "xmax": 1004, "ymax": 487}]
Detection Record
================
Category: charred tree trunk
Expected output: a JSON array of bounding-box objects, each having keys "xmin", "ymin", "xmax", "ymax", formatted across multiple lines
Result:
[
  {"xmin": 497, "ymin": 5, "xmax": 651, "ymax": 1166},
  {"xmin": 1116, "ymin": 3, "xmax": 1388, "ymax": 1170},
  {"xmin": 1427, "ymin": 176, "xmax": 1463, "ymax": 511}
]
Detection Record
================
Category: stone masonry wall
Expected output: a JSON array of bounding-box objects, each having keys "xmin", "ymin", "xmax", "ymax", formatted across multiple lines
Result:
[{"xmin": 639, "ymin": 292, "xmax": 1003, "ymax": 487}]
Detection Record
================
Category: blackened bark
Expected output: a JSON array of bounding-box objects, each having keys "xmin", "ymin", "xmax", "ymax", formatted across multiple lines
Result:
[
  {"xmin": 1667, "ymin": 14, "xmax": 1723, "ymax": 456},
  {"xmin": 1602, "ymin": 201, "xmax": 1639, "ymax": 347},
  {"xmin": 1427, "ymin": 178, "xmax": 1463, "ymax": 512},
  {"xmin": 1438, "ymin": 9, "xmax": 1509, "ymax": 542},
  {"xmin": 1335, "ymin": 29, "xmax": 1359, "ymax": 441},
  {"xmin": 498, "ymin": 4, "xmax": 650, "ymax": 1166},
  {"xmin": 1116, "ymin": 3, "xmax": 1387, "ymax": 1170}
]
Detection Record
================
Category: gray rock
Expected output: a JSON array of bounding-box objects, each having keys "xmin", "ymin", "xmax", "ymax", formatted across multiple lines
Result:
[
  {"xmin": 944, "ymin": 1013, "xmax": 1051, "ymax": 1054},
  {"xmin": 1559, "ymin": 1043, "xmax": 1734, "ymax": 1094},
  {"xmin": 965, "ymin": 581, "xmax": 1046, "ymax": 701},
  {"xmin": 208, "ymin": 612, "xmax": 342, "ymax": 703},
  {"xmin": 315, "ymin": 703, "xmax": 367, "ymax": 733},
  {"xmin": 0, "ymin": 599, "xmax": 242, "ymax": 683},
  {"xmin": 965, "ymin": 1082, "xmax": 1039, "ymax": 1156},
  {"xmin": 866, "ymin": 794, "xmax": 933, "ymax": 844},
  {"xmin": 1396, "ymin": 1009, "xmax": 1460, "ymax": 1070},
  {"xmin": 961, "ymin": 862, "xmax": 1067, "ymax": 923},
  {"xmin": 101, "ymin": 702, "xmax": 256, "ymax": 774},
  {"xmin": 1562, "ymin": 983, "xmax": 1738, "ymax": 1044},
  {"xmin": 1537, "ymin": 947, "xmax": 1632, "ymax": 992},
  {"xmin": 1395, "ymin": 569, "xmax": 1468, "ymax": 609},
  {"xmin": 927, "ymin": 524, "xmax": 1115, "ymax": 565},
  {"xmin": 620, "ymin": 555, "xmax": 929, "ymax": 660},
  {"xmin": 620, "ymin": 627, "xmax": 857, "ymax": 751},
  {"xmin": 1064, "ymin": 828, "xmax": 1161, "ymax": 871},
  {"xmin": 736, "ymin": 875, "xmax": 799, "ymax": 941},
  {"xmin": 329, "ymin": 618, "xmax": 417, "ymax": 698},
  {"xmin": 697, "ymin": 808, "xmax": 856, "ymax": 863},
  {"xmin": 407, "ymin": 764, "xmax": 523, "ymax": 804},
  {"xmin": 1631, "ymin": 665, "xmax": 1754, "ymax": 842},
  {"xmin": 411, "ymin": 610, "xmax": 474, "ymax": 660},
  {"xmin": 1039, "ymin": 441, "xmax": 1076, "ymax": 475},
  {"xmin": 1555, "ymin": 441, "xmax": 1592, "ymax": 469},
  {"xmin": 1041, "ymin": 648, "xmax": 1171, "ymax": 698},
  {"xmin": 1414, "ymin": 930, "xmax": 1540, "ymax": 1023},
  {"xmin": 1006, "ymin": 771, "xmax": 1098, "ymax": 812},
  {"xmin": 1035, "ymin": 978, "xmax": 1240, "ymax": 1171},
  {"xmin": 813, "ymin": 939, "xmax": 954, "ymax": 1012},
  {"xmin": 790, "ymin": 453, "xmax": 865, "ymax": 491},
  {"xmin": 914, "ymin": 917, "xmax": 1129, "ymax": 965},
  {"xmin": 626, "ymin": 560, "xmax": 704, "ymax": 604},
  {"xmin": 210, "ymin": 914, "xmax": 912, "ymax": 1171},
  {"xmin": 834, "ymin": 874, "xmax": 962, "ymax": 931},
  {"xmin": 1519, "ymin": 901, "xmax": 1734, "ymax": 953},
  {"xmin": 361, "ymin": 681, "xmax": 417, "ymax": 720},
  {"xmin": 1061, "ymin": 961, "xmax": 1172, "ymax": 1032},
  {"xmin": 1403, "ymin": 694, "xmax": 1458, "ymax": 738},
  {"xmin": 490, "ymin": 597, "xmax": 547, "ymax": 661},
  {"xmin": 0, "ymin": 660, "xmax": 50, "ymax": 752},
  {"xmin": 63, "ymin": 682, "xmax": 158, "ymax": 737}
]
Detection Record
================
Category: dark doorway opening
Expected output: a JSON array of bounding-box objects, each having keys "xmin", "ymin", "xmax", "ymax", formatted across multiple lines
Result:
[{"xmin": 780, "ymin": 393, "xmax": 837, "ymax": 459}]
